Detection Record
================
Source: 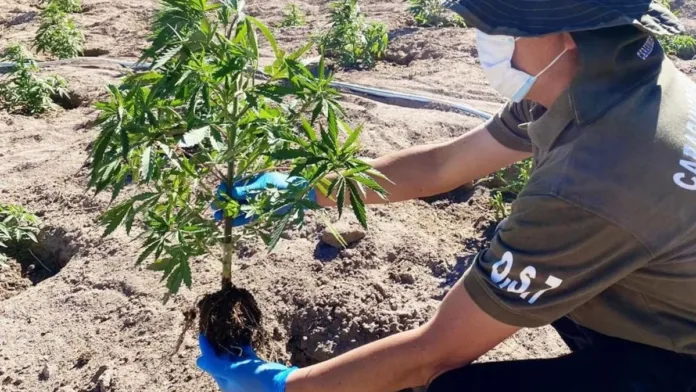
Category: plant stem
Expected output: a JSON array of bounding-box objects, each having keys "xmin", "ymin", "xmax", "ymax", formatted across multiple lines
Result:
[
  {"xmin": 221, "ymin": 160, "xmax": 234, "ymax": 289},
  {"xmin": 220, "ymin": 74, "xmax": 241, "ymax": 290}
]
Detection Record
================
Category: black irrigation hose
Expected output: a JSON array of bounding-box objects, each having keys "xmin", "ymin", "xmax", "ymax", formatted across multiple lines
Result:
[{"xmin": 0, "ymin": 57, "xmax": 494, "ymax": 120}]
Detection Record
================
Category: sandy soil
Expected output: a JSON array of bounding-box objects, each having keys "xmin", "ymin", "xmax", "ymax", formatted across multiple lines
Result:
[{"xmin": 1, "ymin": 1, "xmax": 694, "ymax": 391}]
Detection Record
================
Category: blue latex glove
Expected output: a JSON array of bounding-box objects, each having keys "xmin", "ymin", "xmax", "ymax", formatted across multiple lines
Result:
[
  {"xmin": 212, "ymin": 172, "xmax": 316, "ymax": 225},
  {"xmin": 197, "ymin": 335, "xmax": 297, "ymax": 392}
]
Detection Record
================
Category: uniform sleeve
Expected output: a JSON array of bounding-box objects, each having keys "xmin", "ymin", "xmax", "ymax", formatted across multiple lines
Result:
[
  {"xmin": 464, "ymin": 194, "xmax": 652, "ymax": 327},
  {"xmin": 485, "ymin": 100, "xmax": 539, "ymax": 153}
]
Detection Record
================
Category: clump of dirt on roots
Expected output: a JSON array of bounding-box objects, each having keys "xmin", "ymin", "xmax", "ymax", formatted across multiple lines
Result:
[{"xmin": 197, "ymin": 285, "xmax": 268, "ymax": 356}]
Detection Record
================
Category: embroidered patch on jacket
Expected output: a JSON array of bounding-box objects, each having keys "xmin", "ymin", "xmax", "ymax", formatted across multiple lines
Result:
[{"xmin": 637, "ymin": 36, "xmax": 655, "ymax": 60}]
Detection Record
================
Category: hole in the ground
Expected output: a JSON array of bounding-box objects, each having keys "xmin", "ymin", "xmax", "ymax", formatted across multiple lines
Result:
[
  {"xmin": 80, "ymin": 4, "xmax": 97, "ymax": 13},
  {"xmin": 82, "ymin": 48, "xmax": 110, "ymax": 57},
  {"xmin": 420, "ymin": 182, "xmax": 475, "ymax": 205},
  {"xmin": 52, "ymin": 90, "xmax": 85, "ymax": 110},
  {"xmin": 5, "ymin": 11, "xmax": 37, "ymax": 26},
  {"xmin": 0, "ymin": 226, "xmax": 77, "ymax": 300}
]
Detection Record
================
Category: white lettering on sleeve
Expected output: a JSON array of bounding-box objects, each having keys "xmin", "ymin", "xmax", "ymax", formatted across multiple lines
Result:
[
  {"xmin": 687, "ymin": 121, "xmax": 696, "ymax": 135},
  {"xmin": 674, "ymin": 79, "xmax": 696, "ymax": 190},
  {"xmin": 488, "ymin": 252, "xmax": 564, "ymax": 305},
  {"xmin": 684, "ymin": 145, "xmax": 696, "ymax": 161},
  {"xmin": 506, "ymin": 266, "xmax": 536, "ymax": 294},
  {"xmin": 491, "ymin": 252, "xmax": 513, "ymax": 284},
  {"xmin": 681, "ymin": 159, "xmax": 696, "ymax": 176},
  {"xmin": 528, "ymin": 276, "xmax": 563, "ymax": 305},
  {"xmin": 674, "ymin": 173, "xmax": 696, "ymax": 190}
]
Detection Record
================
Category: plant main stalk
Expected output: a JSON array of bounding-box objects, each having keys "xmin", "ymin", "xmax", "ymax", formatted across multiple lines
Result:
[
  {"xmin": 221, "ymin": 160, "xmax": 234, "ymax": 290},
  {"xmin": 221, "ymin": 75, "xmax": 240, "ymax": 290}
]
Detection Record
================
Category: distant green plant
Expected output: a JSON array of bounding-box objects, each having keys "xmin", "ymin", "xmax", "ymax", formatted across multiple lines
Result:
[
  {"xmin": 279, "ymin": 3, "xmax": 306, "ymax": 27},
  {"xmin": 408, "ymin": 0, "xmax": 465, "ymax": 27},
  {"xmin": 654, "ymin": 0, "xmax": 696, "ymax": 59},
  {"xmin": 490, "ymin": 192, "xmax": 510, "ymax": 221},
  {"xmin": 318, "ymin": 0, "xmax": 388, "ymax": 69},
  {"xmin": 0, "ymin": 45, "xmax": 69, "ymax": 115},
  {"xmin": 661, "ymin": 34, "xmax": 696, "ymax": 59},
  {"xmin": 489, "ymin": 159, "xmax": 532, "ymax": 220},
  {"xmin": 494, "ymin": 158, "xmax": 532, "ymax": 196},
  {"xmin": 658, "ymin": 0, "xmax": 673, "ymax": 10},
  {"xmin": 41, "ymin": 0, "xmax": 82, "ymax": 13},
  {"xmin": 0, "ymin": 203, "xmax": 40, "ymax": 266},
  {"xmin": 145, "ymin": 0, "xmax": 214, "ymax": 60},
  {"xmin": 34, "ymin": 1, "xmax": 85, "ymax": 59}
]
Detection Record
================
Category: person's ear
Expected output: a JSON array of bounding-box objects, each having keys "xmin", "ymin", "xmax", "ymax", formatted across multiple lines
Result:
[{"xmin": 562, "ymin": 33, "xmax": 577, "ymax": 50}]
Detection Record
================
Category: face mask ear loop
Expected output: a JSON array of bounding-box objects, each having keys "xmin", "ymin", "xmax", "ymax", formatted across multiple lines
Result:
[{"xmin": 535, "ymin": 48, "xmax": 569, "ymax": 78}]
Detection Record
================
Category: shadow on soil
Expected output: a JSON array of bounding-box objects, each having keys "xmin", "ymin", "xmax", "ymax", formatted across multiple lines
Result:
[
  {"xmin": 420, "ymin": 183, "xmax": 476, "ymax": 205},
  {"xmin": 313, "ymin": 242, "xmax": 340, "ymax": 262},
  {"xmin": 7, "ymin": 226, "xmax": 78, "ymax": 285}
]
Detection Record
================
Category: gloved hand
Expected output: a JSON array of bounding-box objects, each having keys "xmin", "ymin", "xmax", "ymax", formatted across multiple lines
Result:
[
  {"xmin": 212, "ymin": 172, "xmax": 316, "ymax": 225},
  {"xmin": 197, "ymin": 335, "xmax": 297, "ymax": 392}
]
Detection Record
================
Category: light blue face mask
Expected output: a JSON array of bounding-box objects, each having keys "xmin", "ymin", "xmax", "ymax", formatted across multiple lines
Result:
[{"xmin": 475, "ymin": 30, "xmax": 569, "ymax": 102}]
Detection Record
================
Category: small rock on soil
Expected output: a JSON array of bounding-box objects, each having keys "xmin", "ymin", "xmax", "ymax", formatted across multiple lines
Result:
[{"xmin": 320, "ymin": 222, "xmax": 366, "ymax": 249}]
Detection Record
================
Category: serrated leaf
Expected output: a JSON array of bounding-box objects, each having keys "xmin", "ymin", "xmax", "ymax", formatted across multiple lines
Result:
[
  {"xmin": 300, "ymin": 118, "xmax": 317, "ymax": 141},
  {"xmin": 101, "ymin": 201, "xmax": 134, "ymax": 237},
  {"xmin": 347, "ymin": 180, "xmax": 367, "ymax": 228},
  {"xmin": 319, "ymin": 213, "xmax": 347, "ymax": 248},
  {"xmin": 137, "ymin": 238, "xmax": 162, "ymax": 265},
  {"xmin": 326, "ymin": 176, "xmax": 340, "ymax": 198},
  {"xmin": 25, "ymin": 231, "xmax": 38, "ymax": 243},
  {"xmin": 336, "ymin": 178, "xmax": 346, "ymax": 218},
  {"xmin": 180, "ymin": 259, "xmax": 192, "ymax": 288},
  {"xmin": 353, "ymin": 173, "xmax": 388, "ymax": 199},
  {"xmin": 247, "ymin": 16, "xmax": 281, "ymax": 59},
  {"xmin": 0, "ymin": 225, "xmax": 10, "ymax": 239},
  {"xmin": 326, "ymin": 107, "xmax": 338, "ymax": 148},
  {"xmin": 311, "ymin": 102, "xmax": 323, "ymax": 124},
  {"xmin": 342, "ymin": 124, "xmax": 363, "ymax": 151},
  {"xmin": 119, "ymin": 125, "xmax": 130, "ymax": 160},
  {"xmin": 140, "ymin": 146, "xmax": 152, "ymax": 180},
  {"xmin": 179, "ymin": 125, "xmax": 210, "ymax": 147},
  {"xmin": 153, "ymin": 45, "xmax": 181, "ymax": 70},
  {"xmin": 245, "ymin": 19, "xmax": 259, "ymax": 60},
  {"xmin": 166, "ymin": 265, "xmax": 184, "ymax": 294},
  {"xmin": 289, "ymin": 40, "xmax": 313, "ymax": 60},
  {"xmin": 267, "ymin": 213, "xmax": 292, "ymax": 250}
]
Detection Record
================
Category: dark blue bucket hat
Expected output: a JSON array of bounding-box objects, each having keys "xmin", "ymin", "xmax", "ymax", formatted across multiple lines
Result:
[{"xmin": 443, "ymin": 0, "xmax": 685, "ymax": 37}]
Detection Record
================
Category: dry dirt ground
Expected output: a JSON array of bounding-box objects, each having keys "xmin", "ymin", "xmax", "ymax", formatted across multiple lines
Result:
[{"xmin": 1, "ymin": 1, "xmax": 696, "ymax": 391}]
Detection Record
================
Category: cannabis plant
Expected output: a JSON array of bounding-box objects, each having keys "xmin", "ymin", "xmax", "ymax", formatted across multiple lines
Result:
[
  {"xmin": 661, "ymin": 34, "xmax": 696, "ymax": 59},
  {"xmin": 489, "ymin": 192, "xmax": 509, "ymax": 221},
  {"xmin": 654, "ymin": 0, "xmax": 696, "ymax": 59},
  {"xmin": 494, "ymin": 159, "xmax": 532, "ymax": 196},
  {"xmin": 91, "ymin": 0, "xmax": 386, "ymax": 354},
  {"xmin": 490, "ymin": 159, "xmax": 532, "ymax": 220},
  {"xmin": 0, "ymin": 45, "xmax": 69, "ymax": 115},
  {"xmin": 34, "ymin": 1, "xmax": 85, "ymax": 59},
  {"xmin": 318, "ymin": 0, "xmax": 388, "ymax": 69},
  {"xmin": 0, "ymin": 203, "xmax": 40, "ymax": 266},
  {"xmin": 40, "ymin": 0, "xmax": 82, "ymax": 13},
  {"xmin": 91, "ymin": 0, "xmax": 386, "ymax": 295},
  {"xmin": 279, "ymin": 3, "xmax": 306, "ymax": 27},
  {"xmin": 408, "ymin": 0, "xmax": 465, "ymax": 27}
]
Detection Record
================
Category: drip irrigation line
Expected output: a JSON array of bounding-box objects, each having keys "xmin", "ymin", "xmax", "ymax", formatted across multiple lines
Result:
[
  {"xmin": 0, "ymin": 57, "xmax": 493, "ymax": 120},
  {"xmin": 329, "ymin": 80, "xmax": 492, "ymax": 119},
  {"xmin": 0, "ymin": 58, "xmax": 150, "ymax": 72}
]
